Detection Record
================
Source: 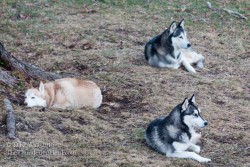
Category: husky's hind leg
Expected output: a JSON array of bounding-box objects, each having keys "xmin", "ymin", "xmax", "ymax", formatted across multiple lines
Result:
[
  {"xmin": 187, "ymin": 143, "xmax": 200, "ymax": 153},
  {"xmin": 195, "ymin": 54, "xmax": 205, "ymax": 69},
  {"xmin": 167, "ymin": 151, "xmax": 211, "ymax": 163},
  {"xmin": 182, "ymin": 49, "xmax": 205, "ymax": 69},
  {"xmin": 189, "ymin": 52, "xmax": 204, "ymax": 69}
]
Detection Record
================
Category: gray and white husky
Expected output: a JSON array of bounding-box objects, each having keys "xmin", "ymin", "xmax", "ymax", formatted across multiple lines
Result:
[
  {"xmin": 144, "ymin": 19, "xmax": 204, "ymax": 73},
  {"xmin": 145, "ymin": 95, "xmax": 211, "ymax": 163}
]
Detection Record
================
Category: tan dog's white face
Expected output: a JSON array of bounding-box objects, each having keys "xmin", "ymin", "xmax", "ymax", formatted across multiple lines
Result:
[{"xmin": 24, "ymin": 82, "xmax": 47, "ymax": 107}]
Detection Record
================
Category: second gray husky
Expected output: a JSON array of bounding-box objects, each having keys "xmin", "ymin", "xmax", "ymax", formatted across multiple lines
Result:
[
  {"xmin": 144, "ymin": 19, "xmax": 204, "ymax": 73},
  {"xmin": 145, "ymin": 95, "xmax": 211, "ymax": 163}
]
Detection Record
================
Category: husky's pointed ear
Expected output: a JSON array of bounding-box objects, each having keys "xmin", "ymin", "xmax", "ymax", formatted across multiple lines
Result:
[
  {"xmin": 179, "ymin": 19, "xmax": 185, "ymax": 29},
  {"xmin": 39, "ymin": 81, "xmax": 45, "ymax": 95},
  {"xmin": 169, "ymin": 21, "xmax": 177, "ymax": 34},
  {"xmin": 181, "ymin": 98, "xmax": 189, "ymax": 111},
  {"xmin": 189, "ymin": 94, "xmax": 196, "ymax": 104}
]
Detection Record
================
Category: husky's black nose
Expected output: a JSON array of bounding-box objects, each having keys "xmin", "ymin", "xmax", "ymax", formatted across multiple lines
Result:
[
  {"xmin": 187, "ymin": 43, "xmax": 191, "ymax": 48},
  {"xmin": 24, "ymin": 102, "xmax": 27, "ymax": 106},
  {"xmin": 204, "ymin": 121, "xmax": 208, "ymax": 126}
]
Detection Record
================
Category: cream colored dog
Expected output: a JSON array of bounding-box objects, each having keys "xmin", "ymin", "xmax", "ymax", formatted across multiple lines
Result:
[{"xmin": 24, "ymin": 78, "xmax": 102, "ymax": 109}]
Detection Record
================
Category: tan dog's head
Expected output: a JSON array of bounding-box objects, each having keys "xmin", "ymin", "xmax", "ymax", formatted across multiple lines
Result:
[{"xmin": 24, "ymin": 82, "xmax": 47, "ymax": 107}]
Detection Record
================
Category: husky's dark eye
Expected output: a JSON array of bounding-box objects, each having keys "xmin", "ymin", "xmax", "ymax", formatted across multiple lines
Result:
[
  {"xmin": 193, "ymin": 113, "xmax": 198, "ymax": 117},
  {"xmin": 31, "ymin": 97, "xmax": 35, "ymax": 99},
  {"xmin": 179, "ymin": 36, "xmax": 183, "ymax": 39}
]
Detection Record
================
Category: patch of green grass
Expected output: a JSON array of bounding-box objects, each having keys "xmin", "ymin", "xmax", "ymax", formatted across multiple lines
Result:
[
  {"xmin": 58, "ymin": 0, "xmax": 94, "ymax": 6},
  {"xmin": 0, "ymin": 61, "xmax": 6, "ymax": 67},
  {"xmin": 16, "ymin": 81, "xmax": 25, "ymax": 90},
  {"xmin": 101, "ymin": 48, "xmax": 118, "ymax": 59},
  {"xmin": 96, "ymin": 0, "xmax": 148, "ymax": 8},
  {"xmin": 131, "ymin": 128, "xmax": 145, "ymax": 140}
]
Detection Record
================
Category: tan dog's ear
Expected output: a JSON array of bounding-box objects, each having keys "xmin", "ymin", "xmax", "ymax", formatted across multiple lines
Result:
[
  {"xmin": 28, "ymin": 80, "xmax": 34, "ymax": 88},
  {"xmin": 39, "ymin": 81, "xmax": 45, "ymax": 95}
]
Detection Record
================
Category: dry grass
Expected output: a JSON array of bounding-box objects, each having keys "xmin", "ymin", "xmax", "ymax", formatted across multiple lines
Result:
[{"xmin": 0, "ymin": 0, "xmax": 249, "ymax": 166}]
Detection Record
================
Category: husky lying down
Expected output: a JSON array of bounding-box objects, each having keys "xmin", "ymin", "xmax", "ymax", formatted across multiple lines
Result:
[
  {"xmin": 144, "ymin": 19, "xmax": 204, "ymax": 73},
  {"xmin": 145, "ymin": 95, "xmax": 211, "ymax": 163},
  {"xmin": 24, "ymin": 78, "xmax": 102, "ymax": 109}
]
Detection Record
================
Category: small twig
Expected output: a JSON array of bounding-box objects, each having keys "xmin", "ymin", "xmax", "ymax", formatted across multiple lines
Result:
[
  {"xmin": 206, "ymin": 1, "xmax": 247, "ymax": 20},
  {"xmin": 206, "ymin": 2, "xmax": 212, "ymax": 9},
  {"xmin": 4, "ymin": 98, "xmax": 18, "ymax": 140}
]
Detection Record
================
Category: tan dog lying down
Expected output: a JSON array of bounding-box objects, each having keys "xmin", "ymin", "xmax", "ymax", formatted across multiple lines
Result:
[{"xmin": 24, "ymin": 78, "xmax": 102, "ymax": 109}]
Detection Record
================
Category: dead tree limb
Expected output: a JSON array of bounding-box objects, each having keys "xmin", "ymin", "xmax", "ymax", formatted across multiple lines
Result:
[
  {"xmin": 4, "ymin": 98, "xmax": 17, "ymax": 140},
  {"xmin": 206, "ymin": 1, "xmax": 247, "ymax": 20},
  {"xmin": 222, "ymin": 8, "xmax": 248, "ymax": 20},
  {"xmin": 0, "ymin": 42, "xmax": 62, "ymax": 81}
]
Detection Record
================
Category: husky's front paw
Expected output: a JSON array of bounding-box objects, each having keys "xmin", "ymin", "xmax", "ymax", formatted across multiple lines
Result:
[
  {"xmin": 198, "ymin": 157, "xmax": 211, "ymax": 163},
  {"xmin": 185, "ymin": 66, "xmax": 196, "ymax": 73},
  {"xmin": 189, "ymin": 68, "xmax": 196, "ymax": 73}
]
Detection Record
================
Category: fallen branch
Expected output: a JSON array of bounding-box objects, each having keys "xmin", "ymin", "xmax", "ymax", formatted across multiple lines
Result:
[
  {"xmin": 222, "ymin": 8, "xmax": 247, "ymax": 20},
  {"xmin": 206, "ymin": 1, "xmax": 247, "ymax": 20},
  {"xmin": 0, "ymin": 42, "xmax": 62, "ymax": 81},
  {"xmin": 0, "ymin": 70, "xmax": 17, "ymax": 87},
  {"xmin": 4, "ymin": 98, "xmax": 18, "ymax": 140}
]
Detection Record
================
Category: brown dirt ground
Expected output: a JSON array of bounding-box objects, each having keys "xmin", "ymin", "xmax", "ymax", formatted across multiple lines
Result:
[{"xmin": 0, "ymin": 1, "xmax": 249, "ymax": 167}]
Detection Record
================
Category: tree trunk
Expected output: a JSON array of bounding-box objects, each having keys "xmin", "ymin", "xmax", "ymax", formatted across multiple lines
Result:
[{"xmin": 0, "ymin": 42, "xmax": 62, "ymax": 81}]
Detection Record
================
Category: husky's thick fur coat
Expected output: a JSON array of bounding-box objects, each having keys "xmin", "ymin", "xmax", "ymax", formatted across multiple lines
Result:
[
  {"xmin": 145, "ymin": 95, "xmax": 211, "ymax": 163},
  {"xmin": 24, "ymin": 78, "xmax": 102, "ymax": 109},
  {"xmin": 144, "ymin": 19, "xmax": 204, "ymax": 73}
]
